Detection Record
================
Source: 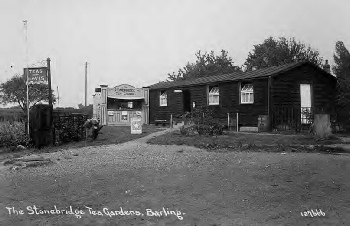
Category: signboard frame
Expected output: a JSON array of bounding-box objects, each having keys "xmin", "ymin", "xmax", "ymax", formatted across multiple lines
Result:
[
  {"xmin": 131, "ymin": 116, "xmax": 142, "ymax": 134},
  {"xmin": 107, "ymin": 84, "xmax": 144, "ymax": 99},
  {"xmin": 24, "ymin": 67, "xmax": 48, "ymax": 84}
]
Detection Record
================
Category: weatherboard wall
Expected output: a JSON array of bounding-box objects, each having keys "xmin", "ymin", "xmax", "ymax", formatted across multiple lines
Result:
[
  {"xmin": 149, "ymin": 79, "xmax": 269, "ymax": 126},
  {"xmin": 270, "ymin": 64, "xmax": 337, "ymax": 111}
]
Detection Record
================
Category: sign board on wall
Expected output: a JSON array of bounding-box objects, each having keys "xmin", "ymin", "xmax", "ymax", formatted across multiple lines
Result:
[
  {"xmin": 107, "ymin": 84, "xmax": 144, "ymax": 99},
  {"xmin": 121, "ymin": 111, "xmax": 128, "ymax": 121},
  {"xmin": 24, "ymin": 67, "xmax": 48, "ymax": 84}
]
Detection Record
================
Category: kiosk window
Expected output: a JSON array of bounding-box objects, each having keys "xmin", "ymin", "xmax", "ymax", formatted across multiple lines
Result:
[{"xmin": 107, "ymin": 98, "xmax": 142, "ymax": 110}]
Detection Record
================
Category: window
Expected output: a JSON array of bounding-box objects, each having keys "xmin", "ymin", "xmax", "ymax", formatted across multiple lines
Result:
[
  {"xmin": 240, "ymin": 83, "xmax": 254, "ymax": 104},
  {"xmin": 160, "ymin": 90, "xmax": 167, "ymax": 106},
  {"xmin": 107, "ymin": 98, "xmax": 142, "ymax": 110},
  {"xmin": 208, "ymin": 86, "xmax": 219, "ymax": 105}
]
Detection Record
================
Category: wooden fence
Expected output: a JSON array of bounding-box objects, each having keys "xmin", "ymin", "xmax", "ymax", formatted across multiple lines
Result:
[{"xmin": 272, "ymin": 106, "xmax": 337, "ymax": 132}]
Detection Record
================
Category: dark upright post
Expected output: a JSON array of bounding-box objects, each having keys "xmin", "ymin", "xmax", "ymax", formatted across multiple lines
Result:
[
  {"xmin": 47, "ymin": 58, "xmax": 52, "ymax": 106},
  {"xmin": 47, "ymin": 58, "xmax": 54, "ymax": 144}
]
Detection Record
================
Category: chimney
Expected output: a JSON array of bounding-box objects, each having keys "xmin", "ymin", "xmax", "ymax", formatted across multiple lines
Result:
[{"xmin": 323, "ymin": 60, "xmax": 331, "ymax": 73}]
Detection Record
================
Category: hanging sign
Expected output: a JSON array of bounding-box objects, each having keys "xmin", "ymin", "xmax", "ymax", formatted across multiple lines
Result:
[{"xmin": 24, "ymin": 67, "xmax": 48, "ymax": 84}]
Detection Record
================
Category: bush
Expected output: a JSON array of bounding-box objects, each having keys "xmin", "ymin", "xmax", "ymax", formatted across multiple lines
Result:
[
  {"xmin": 180, "ymin": 107, "xmax": 224, "ymax": 136},
  {"xmin": 0, "ymin": 121, "xmax": 31, "ymax": 148},
  {"xmin": 180, "ymin": 125, "xmax": 196, "ymax": 136},
  {"xmin": 53, "ymin": 115, "xmax": 87, "ymax": 144},
  {"xmin": 196, "ymin": 124, "xmax": 223, "ymax": 136}
]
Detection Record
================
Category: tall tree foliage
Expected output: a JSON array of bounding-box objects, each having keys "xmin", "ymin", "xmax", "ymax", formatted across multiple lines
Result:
[
  {"xmin": 78, "ymin": 103, "xmax": 93, "ymax": 118},
  {"xmin": 244, "ymin": 37, "xmax": 323, "ymax": 70},
  {"xmin": 0, "ymin": 74, "xmax": 56, "ymax": 115},
  {"xmin": 333, "ymin": 41, "xmax": 350, "ymax": 106},
  {"xmin": 167, "ymin": 50, "xmax": 241, "ymax": 81}
]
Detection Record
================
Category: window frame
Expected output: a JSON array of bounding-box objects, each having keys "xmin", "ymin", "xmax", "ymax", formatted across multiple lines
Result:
[
  {"xmin": 208, "ymin": 85, "xmax": 220, "ymax": 106},
  {"xmin": 159, "ymin": 90, "xmax": 167, "ymax": 106},
  {"xmin": 240, "ymin": 82, "xmax": 254, "ymax": 104}
]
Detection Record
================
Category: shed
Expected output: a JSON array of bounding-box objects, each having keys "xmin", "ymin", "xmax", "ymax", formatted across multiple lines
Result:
[{"xmin": 148, "ymin": 61, "xmax": 337, "ymax": 131}]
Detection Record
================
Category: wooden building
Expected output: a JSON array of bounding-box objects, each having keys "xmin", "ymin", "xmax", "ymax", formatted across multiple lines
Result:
[
  {"xmin": 147, "ymin": 61, "xmax": 337, "ymax": 131},
  {"xmin": 93, "ymin": 84, "xmax": 149, "ymax": 126}
]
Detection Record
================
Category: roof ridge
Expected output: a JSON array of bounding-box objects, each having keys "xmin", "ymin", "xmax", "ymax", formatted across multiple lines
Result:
[{"xmin": 148, "ymin": 61, "xmax": 314, "ymax": 89}]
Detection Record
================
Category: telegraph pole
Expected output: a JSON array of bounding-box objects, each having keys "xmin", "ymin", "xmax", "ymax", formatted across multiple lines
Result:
[
  {"xmin": 85, "ymin": 62, "xmax": 88, "ymax": 106},
  {"xmin": 47, "ymin": 58, "xmax": 52, "ymax": 106},
  {"xmin": 23, "ymin": 20, "xmax": 30, "ymax": 137},
  {"xmin": 57, "ymin": 86, "xmax": 59, "ymax": 108}
]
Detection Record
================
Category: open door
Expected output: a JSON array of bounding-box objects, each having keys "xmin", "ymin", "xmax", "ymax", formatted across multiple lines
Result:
[
  {"xmin": 300, "ymin": 84, "xmax": 312, "ymax": 124},
  {"xmin": 183, "ymin": 90, "xmax": 191, "ymax": 113}
]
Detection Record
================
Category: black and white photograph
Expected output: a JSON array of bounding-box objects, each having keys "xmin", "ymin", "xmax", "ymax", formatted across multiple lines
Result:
[{"xmin": 1, "ymin": 0, "xmax": 349, "ymax": 225}]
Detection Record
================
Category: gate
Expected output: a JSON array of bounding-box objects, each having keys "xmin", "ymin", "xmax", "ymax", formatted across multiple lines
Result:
[{"xmin": 29, "ymin": 104, "xmax": 53, "ymax": 148}]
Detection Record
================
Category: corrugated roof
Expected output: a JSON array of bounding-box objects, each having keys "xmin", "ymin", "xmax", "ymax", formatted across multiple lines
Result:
[{"xmin": 148, "ymin": 61, "xmax": 332, "ymax": 90}]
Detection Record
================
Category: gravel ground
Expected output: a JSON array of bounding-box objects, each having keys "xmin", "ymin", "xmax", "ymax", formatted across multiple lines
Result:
[
  {"xmin": 1, "ymin": 127, "xmax": 350, "ymax": 225},
  {"xmin": 1, "ymin": 128, "xmax": 204, "ymax": 174}
]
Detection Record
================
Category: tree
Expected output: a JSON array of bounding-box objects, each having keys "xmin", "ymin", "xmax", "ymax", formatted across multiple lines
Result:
[
  {"xmin": 167, "ymin": 50, "xmax": 241, "ymax": 81},
  {"xmin": 78, "ymin": 103, "xmax": 93, "ymax": 118},
  {"xmin": 0, "ymin": 74, "xmax": 56, "ymax": 115},
  {"xmin": 332, "ymin": 41, "xmax": 350, "ymax": 106},
  {"xmin": 244, "ymin": 37, "xmax": 323, "ymax": 71}
]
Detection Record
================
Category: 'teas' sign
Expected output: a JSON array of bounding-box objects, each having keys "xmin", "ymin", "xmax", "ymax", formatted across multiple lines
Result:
[{"xmin": 24, "ymin": 67, "xmax": 48, "ymax": 84}]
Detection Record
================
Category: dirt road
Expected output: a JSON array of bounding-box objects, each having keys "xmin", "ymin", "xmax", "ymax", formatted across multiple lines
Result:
[{"xmin": 1, "ymin": 128, "xmax": 350, "ymax": 225}]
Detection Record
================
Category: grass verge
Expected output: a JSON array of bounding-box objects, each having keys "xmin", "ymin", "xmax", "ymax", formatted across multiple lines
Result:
[{"xmin": 147, "ymin": 130, "xmax": 344, "ymax": 153}]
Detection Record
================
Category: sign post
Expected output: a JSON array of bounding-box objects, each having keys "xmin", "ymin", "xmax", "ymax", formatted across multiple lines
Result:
[
  {"xmin": 24, "ymin": 58, "xmax": 53, "ymax": 143},
  {"xmin": 47, "ymin": 58, "xmax": 52, "ymax": 106}
]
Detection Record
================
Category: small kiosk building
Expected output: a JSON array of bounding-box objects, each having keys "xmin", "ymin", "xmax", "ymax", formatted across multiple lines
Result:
[{"xmin": 93, "ymin": 84, "xmax": 149, "ymax": 126}]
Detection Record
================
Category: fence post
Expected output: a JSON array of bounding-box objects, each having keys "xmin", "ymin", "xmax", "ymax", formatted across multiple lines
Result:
[
  {"xmin": 170, "ymin": 114, "xmax": 173, "ymax": 132},
  {"xmin": 236, "ymin": 112, "xmax": 239, "ymax": 132},
  {"xmin": 227, "ymin": 113, "xmax": 230, "ymax": 130}
]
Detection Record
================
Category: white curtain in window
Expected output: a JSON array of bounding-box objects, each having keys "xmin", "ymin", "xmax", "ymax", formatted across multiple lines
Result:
[
  {"xmin": 241, "ymin": 84, "xmax": 254, "ymax": 103},
  {"xmin": 209, "ymin": 87, "xmax": 219, "ymax": 104},
  {"xmin": 160, "ymin": 91, "xmax": 167, "ymax": 106}
]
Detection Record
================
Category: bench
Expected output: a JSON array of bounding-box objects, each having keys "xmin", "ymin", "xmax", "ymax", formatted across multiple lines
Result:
[
  {"xmin": 155, "ymin": 119, "xmax": 170, "ymax": 126},
  {"xmin": 154, "ymin": 119, "xmax": 179, "ymax": 127}
]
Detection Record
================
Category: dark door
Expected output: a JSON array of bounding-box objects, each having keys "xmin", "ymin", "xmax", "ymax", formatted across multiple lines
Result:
[{"xmin": 183, "ymin": 89, "xmax": 191, "ymax": 113}]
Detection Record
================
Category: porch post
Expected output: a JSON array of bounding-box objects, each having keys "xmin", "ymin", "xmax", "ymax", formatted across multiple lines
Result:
[
  {"xmin": 268, "ymin": 76, "xmax": 273, "ymax": 129},
  {"xmin": 100, "ymin": 85, "xmax": 108, "ymax": 126}
]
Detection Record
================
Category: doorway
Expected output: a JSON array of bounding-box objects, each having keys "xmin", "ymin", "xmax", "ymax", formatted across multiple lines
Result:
[
  {"xmin": 183, "ymin": 90, "xmax": 191, "ymax": 113},
  {"xmin": 300, "ymin": 84, "xmax": 312, "ymax": 124}
]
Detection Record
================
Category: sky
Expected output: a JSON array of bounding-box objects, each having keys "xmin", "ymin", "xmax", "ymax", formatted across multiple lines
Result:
[{"xmin": 0, "ymin": 0, "xmax": 349, "ymax": 108}]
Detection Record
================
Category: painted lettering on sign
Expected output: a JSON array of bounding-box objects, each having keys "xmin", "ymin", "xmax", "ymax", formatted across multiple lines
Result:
[
  {"xmin": 107, "ymin": 84, "xmax": 144, "ymax": 98},
  {"xmin": 114, "ymin": 89, "xmax": 136, "ymax": 96},
  {"xmin": 24, "ymin": 67, "xmax": 48, "ymax": 84}
]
